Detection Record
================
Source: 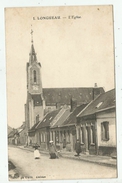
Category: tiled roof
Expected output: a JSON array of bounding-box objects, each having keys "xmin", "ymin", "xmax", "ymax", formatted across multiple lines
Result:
[
  {"xmin": 28, "ymin": 121, "xmax": 40, "ymax": 133},
  {"xmin": 60, "ymin": 104, "xmax": 88, "ymax": 127},
  {"xmin": 77, "ymin": 89, "xmax": 115, "ymax": 118},
  {"xmin": 32, "ymin": 95, "xmax": 43, "ymax": 106},
  {"xmin": 7, "ymin": 125, "xmax": 13, "ymax": 135},
  {"xmin": 36, "ymin": 108, "xmax": 61, "ymax": 129},
  {"xmin": 50, "ymin": 107, "xmax": 71, "ymax": 128},
  {"xmin": 43, "ymin": 87, "xmax": 104, "ymax": 106},
  {"xmin": 8, "ymin": 129, "xmax": 18, "ymax": 138}
]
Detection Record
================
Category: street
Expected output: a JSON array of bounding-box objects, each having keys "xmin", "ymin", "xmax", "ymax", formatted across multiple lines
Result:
[{"xmin": 8, "ymin": 146, "xmax": 117, "ymax": 180}]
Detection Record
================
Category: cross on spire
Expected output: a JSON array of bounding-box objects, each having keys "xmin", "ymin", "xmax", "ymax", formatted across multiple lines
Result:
[{"xmin": 31, "ymin": 26, "xmax": 33, "ymax": 43}]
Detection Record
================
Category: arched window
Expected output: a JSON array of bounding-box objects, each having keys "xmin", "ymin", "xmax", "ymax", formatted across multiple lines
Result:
[{"xmin": 33, "ymin": 70, "xmax": 37, "ymax": 83}]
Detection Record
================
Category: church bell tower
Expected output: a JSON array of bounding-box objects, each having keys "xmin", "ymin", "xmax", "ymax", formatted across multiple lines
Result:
[{"xmin": 25, "ymin": 29, "xmax": 45, "ymax": 130}]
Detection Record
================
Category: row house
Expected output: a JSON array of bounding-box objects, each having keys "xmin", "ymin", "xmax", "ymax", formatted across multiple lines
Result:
[
  {"xmin": 54, "ymin": 103, "xmax": 88, "ymax": 152},
  {"xmin": 8, "ymin": 129, "xmax": 18, "ymax": 145},
  {"xmin": 8, "ymin": 122, "xmax": 26, "ymax": 145},
  {"xmin": 50, "ymin": 105, "xmax": 71, "ymax": 151},
  {"xmin": 28, "ymin": 99, "xmax": 88, "ymax": 152},
  {"xmin": 76, "ymin": 89, "xmax": 116, "ymax": 156},
  {"xmin": 27, "ymin": 89, "xmax": 116, "ymax": 157},
  {"xmin": 29, "ymin": 108, "xmax": 61, "ymax": 149}
]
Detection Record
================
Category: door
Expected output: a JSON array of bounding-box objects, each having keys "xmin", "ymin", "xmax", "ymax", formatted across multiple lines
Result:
[
  {"xmin": 86, "ymin": 126, "xmax": 90, "ymax": 151},
  {"xmin": 72, "ymin": 130, "xmax": 76, "ymax": 151}
]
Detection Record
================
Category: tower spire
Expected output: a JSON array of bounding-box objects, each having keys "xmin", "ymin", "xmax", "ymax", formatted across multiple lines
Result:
[{"xmin": 29, "ymin": 26, "xmax": 37, "ymax": 63}]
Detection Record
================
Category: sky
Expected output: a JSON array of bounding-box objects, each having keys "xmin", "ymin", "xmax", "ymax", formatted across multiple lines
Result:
[{"xmin": 5, "ymin": 5, "xmax": 115, "ymax": 128}]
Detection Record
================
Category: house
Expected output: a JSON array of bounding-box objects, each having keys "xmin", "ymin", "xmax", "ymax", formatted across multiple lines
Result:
[
  {"xmin": 17, "ymin": 122, "xmax": 26, "ymax": 145},
  {"xmin": 28, "ymin": 121, "xmax": 40, "ymax": 145},
  {"xmin": 7, "ymin": 125, "xmax": 13, "ymax": 135},
  {"xmin": 59, "ymin": 102, "xmax": 88, "ymax": 152},
  {"xmin": 76, "ymin": 89, "xmax": 116, "ymax": 156},
  {"xmin": 8, "ymin": 123, "xmax": 27, "ymax": 146},
  {"xmin": 28, "ymin": 99, "xmax": 87, "ymax": 152},
  {"xmin": 49, "ymin": 105, "xmax": 71, "ymax": 150},
  {"xmin": 29, "ymin": 108, "xmax": 62, "ymax": 150},
  {"xmin": 8, "ymin": 129, "xmax": 18, "ymax": 145}
]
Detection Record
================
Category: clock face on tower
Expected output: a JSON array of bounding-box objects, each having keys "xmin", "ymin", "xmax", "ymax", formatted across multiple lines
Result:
[{"xmin": 32, "ymin": 85, "xmax": 39, "ymax": 90}]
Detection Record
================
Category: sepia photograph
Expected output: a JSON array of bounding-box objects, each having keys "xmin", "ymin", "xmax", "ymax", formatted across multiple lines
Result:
[{"xmin": 5, "ymin": 5, "xmax": 117, "ymax": 181}]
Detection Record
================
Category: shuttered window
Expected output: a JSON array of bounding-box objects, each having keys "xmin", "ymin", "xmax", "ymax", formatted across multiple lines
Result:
[{"xmin": 101, "ymin": 122, "xmax": 109, "ymax": 141}]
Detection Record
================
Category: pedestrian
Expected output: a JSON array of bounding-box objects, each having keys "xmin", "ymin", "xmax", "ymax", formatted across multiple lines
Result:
[
  {"xmin": 63, "ymin": 138, "xmax": 66, "ymax": 149},
  {"xmin": 34, "ymin": 146, "xmax": 40, "ymax": 159},
  {"xmin": 75, "ymin": 139, "xmax": 82, "ymax": 156},
  {"xmin": 48, "ymin": 141, "xmax": 59, "ymax": 159}
]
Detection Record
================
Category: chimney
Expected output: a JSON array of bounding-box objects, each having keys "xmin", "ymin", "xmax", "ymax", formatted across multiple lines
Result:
[
  {"xmin": 56, "ymin": 102, "xmax": 61, "ymax": 109},
  {"xmin": 36, "ymin": 114, "xmax": 39, "ymax": 123},
  {"xmin": 94, "ymin": 83, "xmax": 98, "ymax": 88},
  {"xmin": 23, "ymin": 122, "xmax": 25, "ymax": 125},
  {"xmin": 93, "ymin": 83, "xmax": 102, "ymax": 100},
  {"xmin": 70, "ymin": 98, "xmax": 77, "ymax": 112}
]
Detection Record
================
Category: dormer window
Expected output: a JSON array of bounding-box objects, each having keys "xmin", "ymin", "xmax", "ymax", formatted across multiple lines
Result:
[
  {"xmin": 49, "ymin": 117, "xmax": 53, "ymax": 120},
  {"xmin": 33, "ymin": 70, "xmax": 37, "ymax": 83},
  {"xmin": 96, "ymin": 102, "xmax": 103, "ymax": 108},
  {"xmin": 43, "ymin": 118, "xmax": 46, "ymax": 122}
]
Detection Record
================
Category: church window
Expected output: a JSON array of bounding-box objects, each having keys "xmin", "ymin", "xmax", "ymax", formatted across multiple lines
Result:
[{"xmin": 33, "ymin": 70, "xmax": 37, "ymax": 83}]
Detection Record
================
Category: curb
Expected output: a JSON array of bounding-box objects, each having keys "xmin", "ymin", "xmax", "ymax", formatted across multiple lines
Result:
[
  {"xmin": 62, "ymin": 155, "xmax": 117, "ymax": 168},
  {"xmin": 16, "ymin": 146, "xmax": 117, "ymax": 168}
]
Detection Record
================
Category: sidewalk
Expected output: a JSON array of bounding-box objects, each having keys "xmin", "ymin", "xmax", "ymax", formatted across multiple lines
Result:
[{"xmin": 17, "ymin": 145, "xmax": 117, "ymax": 168}]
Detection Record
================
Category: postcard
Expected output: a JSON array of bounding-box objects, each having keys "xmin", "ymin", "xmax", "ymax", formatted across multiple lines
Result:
[{"xmin": 5, "ymin": 5, "xmax": 117, "ymax": 181}]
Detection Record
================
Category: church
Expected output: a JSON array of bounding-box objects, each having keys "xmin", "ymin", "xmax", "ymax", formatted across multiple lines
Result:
[{"xmin": 24, "ymin": 32, "xmax": 104, "ymax": 146}]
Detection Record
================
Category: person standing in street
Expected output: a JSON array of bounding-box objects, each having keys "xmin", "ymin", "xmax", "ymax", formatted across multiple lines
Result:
[
  {"xmin": 34, "ymin": 146, "xmax": 40, "ymax": 159},
  {"xmin": 75, "ymin": 139, "xmax": 82, "ymax": 156},
  {"xmin": 48, "ymin": 141, "xmax": 59, "ymax": 159}
]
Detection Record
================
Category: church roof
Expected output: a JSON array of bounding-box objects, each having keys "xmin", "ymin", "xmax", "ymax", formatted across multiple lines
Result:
[{"xmin": 43, "ymin": 87, "xmax": 104, "ymax": 106}]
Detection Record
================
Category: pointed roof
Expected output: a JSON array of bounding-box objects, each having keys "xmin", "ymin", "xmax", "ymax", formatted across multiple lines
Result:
[
  {"xmin": 77, "ymin": 89, "xmax": 115, "ymax": 118},
  {"xmin": 29, "ymin": 43, "xmax": 37, "ymax": 64},
  {"xmin": 50, "ymin": 106, "xmax": 71, "ymax": 128},
  {"xmin": 28, "ymin": 121, "xmax": 40, "ymax": 134},
  {"xmin": 60, "ymin": 104, "xmax": 88, "ymax": 127},
  {"xmin": 29, "ymin": 28, "xmax": 39, "ymax": 64},
  {"xmin": 35, "ymin": 108, "xmax": 61, "ymax": 129},
  {"xmin": 8, "ymin": 129, "xmax": 18, "ymax": 138}
]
